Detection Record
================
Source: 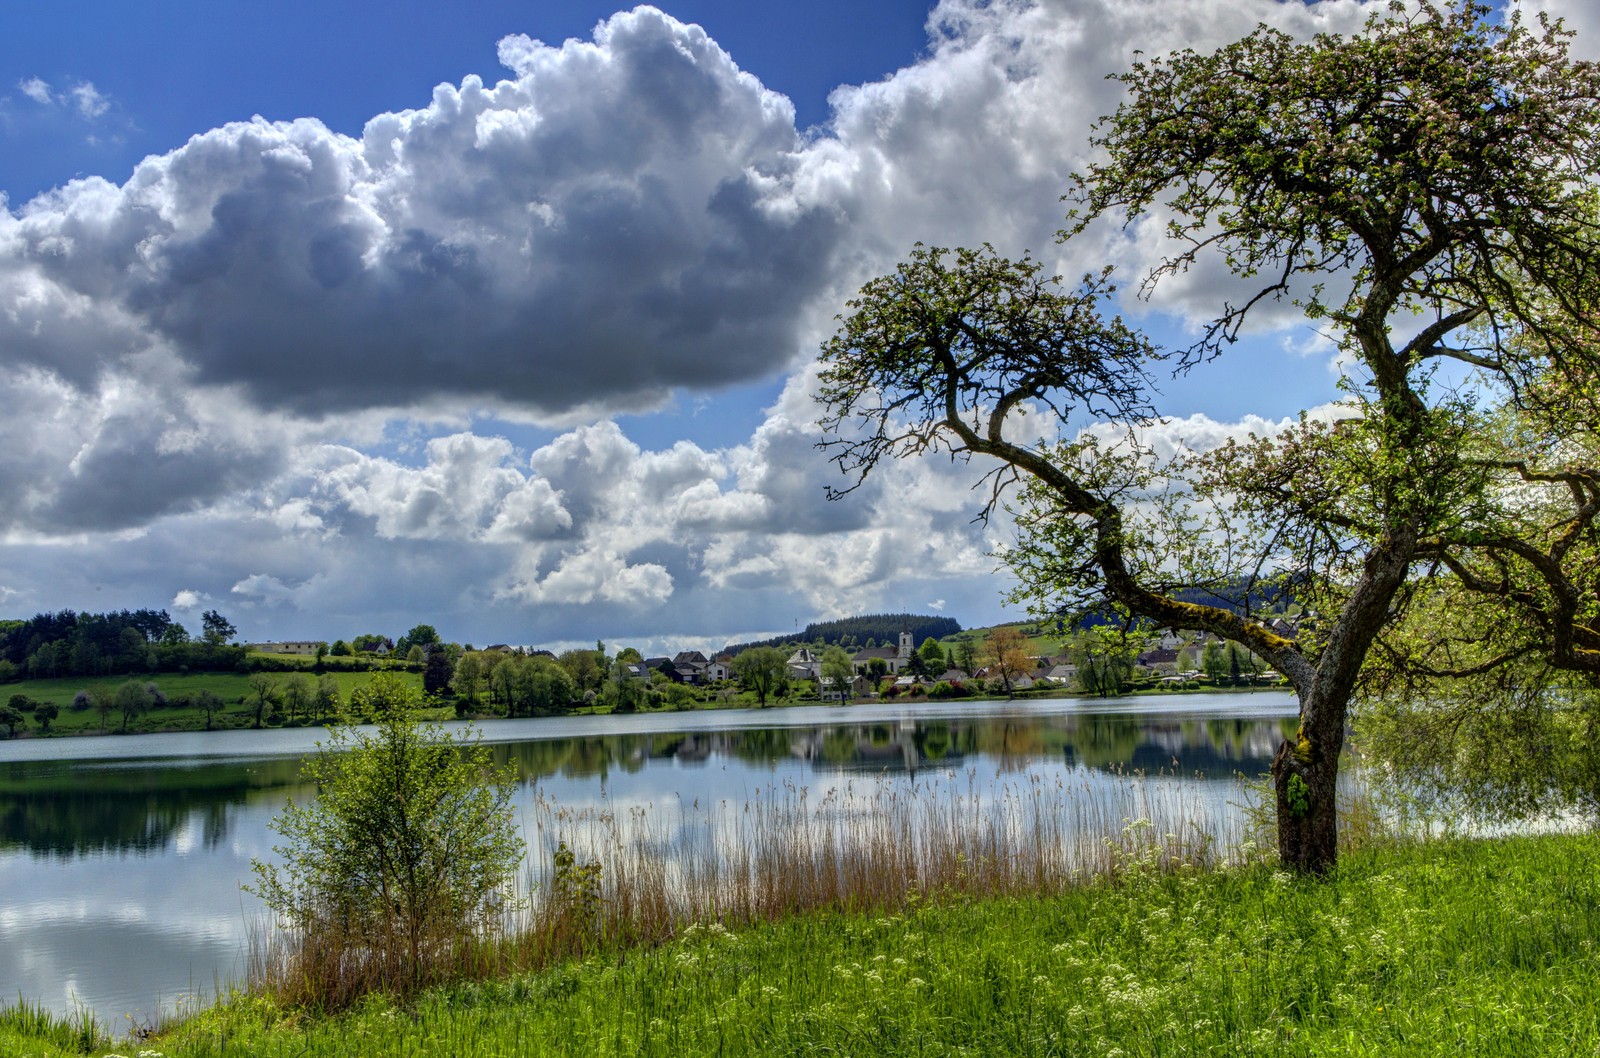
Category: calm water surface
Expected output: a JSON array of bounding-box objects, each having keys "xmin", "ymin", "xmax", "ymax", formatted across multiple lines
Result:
[{"xmin": 0, "ymin": 692, "xmax": 1295, "ymax": 1021}]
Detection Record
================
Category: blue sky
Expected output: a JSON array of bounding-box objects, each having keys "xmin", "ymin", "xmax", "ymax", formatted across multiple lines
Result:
[
  {"xmin": 2, "ymin": 1, "xmax": 935, "ymax": 206},
  {"xmin": 0, "ymin": 0, "xmax": 1590, "ymax": 654}
]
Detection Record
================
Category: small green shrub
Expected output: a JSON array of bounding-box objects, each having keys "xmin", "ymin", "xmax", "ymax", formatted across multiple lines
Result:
[{"xmin": 249, "ymin": 674, "xmax": 523, "ymax": 1006}]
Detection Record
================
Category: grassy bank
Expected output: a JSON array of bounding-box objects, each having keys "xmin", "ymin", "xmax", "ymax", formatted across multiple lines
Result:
[{"xmin": 10, "ymin": 831, "xmax": 1597, "ymax": 1057}]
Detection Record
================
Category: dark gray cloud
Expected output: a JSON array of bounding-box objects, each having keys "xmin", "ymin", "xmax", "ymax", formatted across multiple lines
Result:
[
  {"xmin": 2, "ymin": 8, "xmax": 843, "ymax": 421},
  {"xmin": 35, "ymin": 411, "xmax": 281, "ymax": 532},
  {"xmin": 0, "ymin": 367, "xmax": 285, "ymax": 533}
]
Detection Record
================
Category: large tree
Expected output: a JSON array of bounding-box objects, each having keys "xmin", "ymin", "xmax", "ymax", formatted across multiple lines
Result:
[
  {"xmin": 194, "ymin": 689, "xmax": 224, "ymax": 731},
  {"xmin": 280, "ymin": 673, "xmax": 313, "ymax": 725},
  {"xmin": 423, "ymin": 648, "xmax": 455, "ymax": 698},
  {"xmin": 396, "ymin": 624, "xmax": 441, "ymax": 656},
  {"xmin": 983, "ymin": 626, "xmax": 1034, "ymax": 698},
  {"xmin": 452, "ymin": 651, "xmax": 488, "ymax": 705},
  {"xmin": 115, "ymin": 680, "xmax": 153, "ymax": 734},
  {"xmin": 1074, "ymin": 627, "xmax": 1143, "ymax": 698},
  {"xmin": 200, "ymin": 610, "xmax": 236, "ymax": 647},
  {"xmin": 247, "ymin": 672, "xmax": 279, "ymax": 729},
  {"xmin": 557, "ymin": 648, "xmax": 606, "ymax": 694},
  {"xmin": 821, "ymin": 645, "xmax": 856, "ymax": 703},
  {"xmin": 733, "ymin": 646, "xmax": 790, "ymax": 707},
  {"xmin": 817, "ymin": 2, "xmax": 1600, "ymax": 873}
]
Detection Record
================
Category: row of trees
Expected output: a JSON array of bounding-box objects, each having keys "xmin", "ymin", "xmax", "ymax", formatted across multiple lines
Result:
[
  {"xmin": 448, "ymin": 644, "xmax": 688, "ymax": 716},
  {"xmin": 0, "ymin": 609, "xmax": 240, "ymax": 680}
]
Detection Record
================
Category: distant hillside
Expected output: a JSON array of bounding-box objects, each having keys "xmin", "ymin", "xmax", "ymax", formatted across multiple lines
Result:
[
  {"xmin": 724, "ymin": 613, "xmax": 962, "ymax": 656},
  {"xmin": 939, "ymin": 620, "xmax": 1061, "ymax": 655}
]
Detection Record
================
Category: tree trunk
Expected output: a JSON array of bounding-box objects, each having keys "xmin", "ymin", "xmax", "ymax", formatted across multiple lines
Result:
[
  {"xmin": 1271, "ymin": 738, "xmax": 1340, "ymax": 874},
  {"xmin": 1271, "ymin": 684, "xmax": 1350, "ymax": 874}
]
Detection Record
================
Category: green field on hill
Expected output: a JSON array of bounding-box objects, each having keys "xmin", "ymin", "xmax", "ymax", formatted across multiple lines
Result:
[
  {"xmin": 2, "ymin": 670, "xmax": 426, "ymax": 736},
  {"xmin": 938, "ymin": 620, "xmax": 1066, "ymax": 656}
]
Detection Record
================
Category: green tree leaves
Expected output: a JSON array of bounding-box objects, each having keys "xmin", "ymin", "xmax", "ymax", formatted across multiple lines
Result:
[{"xmin": 733, "ymin": 646, "xmax": 789, "ymax": 707}]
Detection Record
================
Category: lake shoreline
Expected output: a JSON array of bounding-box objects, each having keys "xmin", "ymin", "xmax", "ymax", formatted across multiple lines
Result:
[{"xmin": 1, "ymin": 679, "xmax": 1292, "ymax": 743}]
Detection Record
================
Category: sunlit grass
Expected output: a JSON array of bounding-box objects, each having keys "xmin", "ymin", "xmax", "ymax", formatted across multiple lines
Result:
[
  {"xmin": 0, "ymin": 998, "xmax": 110, "ymax": 1057},
  {"xmin": 146, "ymin": 831, "xmax": 1600, "ymax": 1057}
]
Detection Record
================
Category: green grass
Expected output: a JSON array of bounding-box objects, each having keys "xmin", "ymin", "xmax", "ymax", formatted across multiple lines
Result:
[
  {"xmin": 939, "ymin": 620, "xmax": 1065, "ymax": 657},
  {"xmin": 247, "ymin": 652, "xmax": 322, "ymax": 664},
  {"xmin": 2, "ymin": 671, "xmax": 425, "ymax": 737},
  {"xmin": 0, "ymin": 999, "xmax": 110, "ymax": 1058},
  {"xmin": 46, "ymin": 831, "xmax": 1600, "ymax": 1057}
]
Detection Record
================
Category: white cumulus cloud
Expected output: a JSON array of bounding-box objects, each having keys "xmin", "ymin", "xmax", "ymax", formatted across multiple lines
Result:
[{"xmin": 18, "ymin": 77, "xmax": 53, "ymax": 104}]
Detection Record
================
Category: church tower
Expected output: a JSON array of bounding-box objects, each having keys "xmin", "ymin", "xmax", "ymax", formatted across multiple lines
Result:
[{"xmin": 898, "ymin": 630, "xmax": 913, "ymax": 659}]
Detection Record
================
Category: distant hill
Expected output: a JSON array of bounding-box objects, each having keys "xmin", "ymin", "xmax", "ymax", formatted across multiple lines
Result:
[{"xmin": 724, "ymin": 613, "xmax": 962, "ymax": 656}]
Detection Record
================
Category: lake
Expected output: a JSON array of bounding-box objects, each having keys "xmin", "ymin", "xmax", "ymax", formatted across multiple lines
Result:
[{"xmin": 0, "ymin": 691, "xmax": 1295, "ymax": 1023}]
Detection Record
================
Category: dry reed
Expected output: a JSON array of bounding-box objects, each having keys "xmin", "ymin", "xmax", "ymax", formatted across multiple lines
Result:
[{"xmin": 251, "ymin": 767, "xmax": 1262, "ymax": 1008}]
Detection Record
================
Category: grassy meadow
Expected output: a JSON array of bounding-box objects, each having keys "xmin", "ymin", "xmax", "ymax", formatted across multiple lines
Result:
[
  {"xmin": 3, "ymin": 670, "xmax": 426, "ymax": 736},
  {"xmin": 7, "ymin": 831, "xmax": 1595, "ymax": 1057}
]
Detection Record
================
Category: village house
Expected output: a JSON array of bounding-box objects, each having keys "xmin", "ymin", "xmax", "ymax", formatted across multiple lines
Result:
[
  {"xmin": 1136, "ymin": 647, "xmax": 1181, "ymax": 676},
  {"xmin": 672, "ymin": 650, "xmax": 714, "ymax": 684},
  {"xmin": 1037, "ymin": 661, "xmax": 1078, "ymax": 684},
  {"xmin": 819, "ymin": 671, "xmax": 871, "ymax": 701},
  {"xmin": 248, "ymin": 641, "xmax": 323, "ymax": 655},
  {"xmin": 787, "ymin": 647, "xmax": 822, "ymax": 681}
]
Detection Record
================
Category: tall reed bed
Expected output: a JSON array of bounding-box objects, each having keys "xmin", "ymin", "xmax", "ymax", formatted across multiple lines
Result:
[
  {"xmin": 245, "ymin": 912, "xmax": 515, "ymax": 1012},
  {"xmin": 252, "ymin": 765, "xmax": 1267, "ymax": 1007},
  {"xmin": 523, "ymin": 768, "xmax": 1246, "ymax": 935},
  {"xmin": 252, "ymin": 755, "xmax": 1440, "ymax": 1011},
  {"xmin": 249, "ymin": 761, "xmax": 1248, "ymax": 1005}
]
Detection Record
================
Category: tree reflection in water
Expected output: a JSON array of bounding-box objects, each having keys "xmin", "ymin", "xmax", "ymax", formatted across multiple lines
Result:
[
  {"xmin": 0, "ymin": 756, "xmax": 306, "ymax": 858},
  {"xmin": 0, "ymin": 704, "xmax": 1293, "ymax": 859}
]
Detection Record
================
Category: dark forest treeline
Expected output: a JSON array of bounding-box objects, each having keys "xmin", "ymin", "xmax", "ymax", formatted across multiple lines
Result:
[
  {"xmin": 724, "ymin": 613, "xmax": 963, "ymax": 656},
  {"xmin": 0, "ymin": 609, "xmax": 247, "ymax": 679}
]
